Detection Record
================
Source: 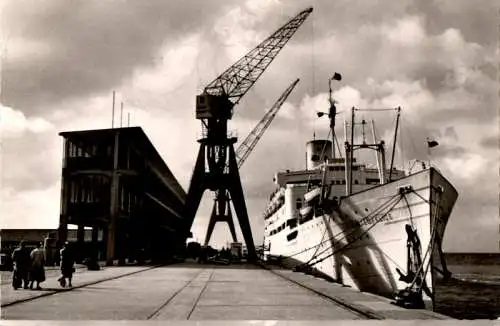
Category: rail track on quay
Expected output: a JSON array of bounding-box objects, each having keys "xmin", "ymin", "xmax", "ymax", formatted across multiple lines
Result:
[{"xmin": 1, "ymin": 262, "xmax": 386, "ymax": 320}]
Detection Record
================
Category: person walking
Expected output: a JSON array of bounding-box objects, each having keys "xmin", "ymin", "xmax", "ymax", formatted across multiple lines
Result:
[
  {"xmin": 11, "ymin": 241, "xmax": 30, "ymax": 289},
  {"xmin": 29, "ymin": 242, "xmax": 45, "ymax": 290},
  {"xmin": 58, "ymin": 242, "xmax": 75, "ymax": 287}
]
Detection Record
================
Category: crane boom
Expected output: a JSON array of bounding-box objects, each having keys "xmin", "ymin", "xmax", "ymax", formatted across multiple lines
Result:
[
  {"xmin": 203, "ymin": 7, "xmax": 312, "ymax": 106},
  {"xmin": 236, "ymin": 78, "xmax": 300, "ymax": 168},
  {"xmin": 186, "ymin": 7, "xmax": 313, "ymax": 260}
]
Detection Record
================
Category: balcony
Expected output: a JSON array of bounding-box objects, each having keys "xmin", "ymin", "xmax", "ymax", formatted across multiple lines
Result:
[{"xmin": 66, "ymin": 157, "xmax": 114, "ymax": 171}]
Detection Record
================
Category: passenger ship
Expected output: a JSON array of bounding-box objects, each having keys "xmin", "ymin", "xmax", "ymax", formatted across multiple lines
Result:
[{"xmin": 262, "ymin": 75, "xmax": 458, "ymax": 309}]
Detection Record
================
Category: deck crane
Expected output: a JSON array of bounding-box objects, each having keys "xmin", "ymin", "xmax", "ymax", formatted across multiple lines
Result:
[
  {"xmin": 203, "ymin": 78, "xmax": 300, "ymax": 247},
  {"xmin": 183, "ymin": 7, "xmax": 313, "ymax": 261}
]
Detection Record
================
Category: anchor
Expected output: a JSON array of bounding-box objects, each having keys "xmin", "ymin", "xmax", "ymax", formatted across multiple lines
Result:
[{"xmin": 393, "ymin": 224, "xmax": 428, "ymax": 309}]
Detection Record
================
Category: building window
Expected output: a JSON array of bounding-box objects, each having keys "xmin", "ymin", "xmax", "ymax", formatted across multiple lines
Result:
[
  {"xmin": 68, "ymin": 141, "xmax": 77, "ymax": 158},
  {"xmin": 80, "ymin": 179, "xmax": 85, "ymax": 202},
  {"xmin": 70, "ymin": 182, "xmax": 76, "ymax": 203}
]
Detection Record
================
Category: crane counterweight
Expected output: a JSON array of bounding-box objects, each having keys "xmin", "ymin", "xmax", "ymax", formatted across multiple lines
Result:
[{"xmin": 196, "ymin": 94, "xmax": 234, "ymax": 120}]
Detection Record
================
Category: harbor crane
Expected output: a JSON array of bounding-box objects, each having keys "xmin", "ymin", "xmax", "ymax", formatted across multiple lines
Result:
[
  {"xmin": 203, "ymin": 78, "xmax": 300, "ymax": 247},
  {"xmin": 183, "ymin": 8, "xmax": 313, "ymax": 261}
]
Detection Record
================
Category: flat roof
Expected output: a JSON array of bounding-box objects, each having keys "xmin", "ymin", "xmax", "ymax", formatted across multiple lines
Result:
[{"xmin": 59, "ymin": 127, "xmax": 186, "ymax": 202}]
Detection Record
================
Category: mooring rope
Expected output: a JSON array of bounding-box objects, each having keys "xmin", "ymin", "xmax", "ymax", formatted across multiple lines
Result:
[{"xmin": 286, "ymin": 192, "xmax": 401, "ymax": 260}]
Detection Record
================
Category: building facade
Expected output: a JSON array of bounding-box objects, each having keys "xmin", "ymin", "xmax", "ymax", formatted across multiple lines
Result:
[{"xmin": 59, "ymin": 127, "xmax": 187, "ymax": 265}]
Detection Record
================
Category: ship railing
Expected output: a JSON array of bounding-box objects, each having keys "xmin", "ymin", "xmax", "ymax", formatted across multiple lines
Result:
[
  {"xmin": 263, "ymin": 198, "xmax": 285, "ymax": 220},
  {"xmin": 268, "ymin": 186, "xmax": 285, "ymax": 201}
]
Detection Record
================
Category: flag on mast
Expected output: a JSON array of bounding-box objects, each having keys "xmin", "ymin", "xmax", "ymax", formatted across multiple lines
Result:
[
  {"xmin": 427, "ymin": 139, "xmax": 439, "ymax": 148},
  {"xmin": 426, "ymin": 138, "xmax": 438, "ymax": 168}
]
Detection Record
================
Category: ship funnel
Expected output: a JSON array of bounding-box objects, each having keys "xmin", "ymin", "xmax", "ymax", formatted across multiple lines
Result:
[{"xmin": 306, "ymin": 139, "xmax": 333, "ymax": 170}]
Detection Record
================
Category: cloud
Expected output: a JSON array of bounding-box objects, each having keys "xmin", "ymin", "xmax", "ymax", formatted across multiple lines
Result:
[
  {"xmin": 0, "ymin": 182, "xmax": 61, "ymax": 229},
  {"xmin": 386, "ymin": 16, "xmax": 426, "ymax": 46},
  {"xmin": 0, "ymin": 103, "xmax": 61, "ymax": 195},
  {"xmin": 276, "ymin": 101, "xmax": 297, "ymax": 120},
  {"xmin": 0, "ymin": 103, "xmax": 54, "ymax": 138},
  {"xmin": 480, "ymin": 135, "xmax": 499, "ymax": 149},
  {"xmin": 1, "ymin": 0, "xmax": 232, "ymax": 113},
  {"xmin": 0, "ymin": 0, "xmax": 497, "ymax": 253},
  {"xmin": 129, "ymin": 34, "xmax": 201, "ymax": 95}
]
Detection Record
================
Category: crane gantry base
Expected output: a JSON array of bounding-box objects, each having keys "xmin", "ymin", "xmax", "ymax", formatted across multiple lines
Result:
[
  {"xmin": 204, "ymin": 198, "xmax": 238, "ymax": 247},
  {"xmin": 184, "ymin": 138, "xmax": 257, "ymax": 261}
]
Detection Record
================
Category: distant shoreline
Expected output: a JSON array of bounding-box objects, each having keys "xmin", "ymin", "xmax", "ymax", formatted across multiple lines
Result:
[{"xmin": 444, "ymin": 252, "xmax": 500, "ymax": 265}]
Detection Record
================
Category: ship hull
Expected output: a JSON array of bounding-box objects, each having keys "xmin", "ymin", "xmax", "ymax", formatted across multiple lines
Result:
[{"xmin": 264, "ymin": 168, "xmax": 458, "ymax": 304}]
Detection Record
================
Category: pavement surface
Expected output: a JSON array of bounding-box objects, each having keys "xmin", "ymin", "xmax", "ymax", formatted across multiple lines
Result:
[
  {"xmin": 0, "ymin": 261, "xmax": 452, "ymax": 320},
  {"xmin": 1, "ymin": 264, "xmax": 88, "ymax": 286},
  {"xmin": 261, "ymin": 264, "xmax": 451, "ymax": 320},
  {"xmin": 1, "ymin": 265, "xmax": 154, "ymax": 308}
]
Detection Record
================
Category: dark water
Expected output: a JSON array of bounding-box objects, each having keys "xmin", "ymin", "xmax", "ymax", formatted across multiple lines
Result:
[{"xmin": 434, "ymin": 253, "xmax": 500, "ymax": 320}]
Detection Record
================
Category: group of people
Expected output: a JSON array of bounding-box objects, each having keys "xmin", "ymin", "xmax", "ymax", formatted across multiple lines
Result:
[{"xmin": 11, "ymin": 241, "xmax": 75, "ymax": 290}]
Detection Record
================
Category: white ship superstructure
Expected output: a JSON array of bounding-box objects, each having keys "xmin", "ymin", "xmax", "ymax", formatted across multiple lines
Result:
[{"xmin": 262, "ymin": 75, "xmax": 458, "ymax": 309}]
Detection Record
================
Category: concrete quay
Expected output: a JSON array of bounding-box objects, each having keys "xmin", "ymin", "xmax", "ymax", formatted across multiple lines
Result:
[
  {"xmin": 260, "ymin": 264, "xmax": 450, "ymax": 320},
  {"xmin": 1, "ymin": 261, "xmax": 452, "ymax": 320}
]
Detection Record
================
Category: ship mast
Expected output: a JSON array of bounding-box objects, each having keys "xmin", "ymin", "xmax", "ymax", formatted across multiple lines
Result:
[
  {"xmin": 388, "ymin": 107, "xmax": 401, "ymax": 182},
  {"xmin": 371, "ymin": 120, "xmax": 386, "ymax": 184},
  {"xmin": 328, "ymin": 73, "xmax": 342, "ymax": 159},
  {"xmin": 343, "ymin": 107, "xmax": 355, "ymax": 196},
  {"xmin": 318, "ymin": 73, "xmax": 342, "ymax": 160},
  {"xmin": 348, "ymin": 107, "xmax": 355, "ymax": 195}
]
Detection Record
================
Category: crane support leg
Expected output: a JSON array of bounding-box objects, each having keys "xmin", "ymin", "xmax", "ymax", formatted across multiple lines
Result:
[
  {"xmin": 204, "ymin": 199, "xmax": 238, "ymax": 246},
  {"xmin": 183, "ymin": 143, "xmax": 207, "ymax": 236},
  {"xmin": 184, "ymin": 140, "xmax": 256, "ymax": 260},
  {"xmin": 226, "ymin": 207, "xmax": 238, "ymax": 243},
  {"xmin": 204, "ymin": 205, "xmax": 217, "ymax": 246},
  {"xmin": 227, "ymin": 144, "xmax": 257, "ymax": 261}
]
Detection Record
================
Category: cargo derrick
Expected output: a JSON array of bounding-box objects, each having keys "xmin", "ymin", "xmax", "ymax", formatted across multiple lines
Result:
[
  {"xmin": 183, "ymin": 8, "xmax": 313, "ymax": 261},
  {"xmin": 203, "ymin": 78, "xmax": 300, "ymax": 247}
]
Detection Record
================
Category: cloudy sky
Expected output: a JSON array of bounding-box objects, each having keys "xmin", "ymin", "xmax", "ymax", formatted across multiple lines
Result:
[{"xmin": 1, "ymin": 0, "xmax": 498, "ymax": 252}]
